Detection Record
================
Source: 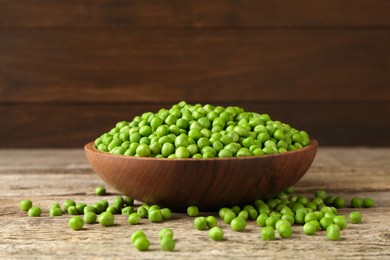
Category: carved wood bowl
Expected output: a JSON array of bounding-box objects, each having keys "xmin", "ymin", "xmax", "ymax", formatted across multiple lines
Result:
[{"xmin": 84, "ymin": 140, "xmax": 318, "ymax": 211}]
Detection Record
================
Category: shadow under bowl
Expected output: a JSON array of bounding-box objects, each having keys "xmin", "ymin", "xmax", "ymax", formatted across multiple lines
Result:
[{"xmin": 84, "ymin": 140, "xmax": 318, "ymax": 211}]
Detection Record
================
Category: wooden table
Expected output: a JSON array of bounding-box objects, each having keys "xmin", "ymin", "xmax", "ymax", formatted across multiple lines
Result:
[{"xmin": 1, "ymin": 147, "xmax": 389, "ymax": 259}]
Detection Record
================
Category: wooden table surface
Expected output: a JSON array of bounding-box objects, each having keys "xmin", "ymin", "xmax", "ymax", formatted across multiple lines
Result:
[{"xmin": 1, "ymin": 147, "xmax": 389, "ymax": 259}]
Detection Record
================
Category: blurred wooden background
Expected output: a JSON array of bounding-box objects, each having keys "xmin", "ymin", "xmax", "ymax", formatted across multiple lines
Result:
[{"xmin": 0, "ymin": 0, "xmax": 389, "ymax": 147}]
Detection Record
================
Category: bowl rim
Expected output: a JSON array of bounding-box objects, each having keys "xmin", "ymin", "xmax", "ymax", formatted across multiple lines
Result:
[{"xmin": 84, "ymin": 139, "xmax": 318, "ymax": 162}]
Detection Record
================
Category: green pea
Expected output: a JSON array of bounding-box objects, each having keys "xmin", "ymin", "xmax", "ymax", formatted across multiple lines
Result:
[
  {"xmin": 131, "ymin": 230, "xmax": 146, "ymax": 244},
  {"xmin": 194, "ymin": 217, "xmax": 208, "ymax": 230},
  {"xmin": 84, "ymin": 205, "xmax": 97, "ymax": 214},
  {"xmin": 63, "ymin": 199, "xmax": 76, "ymax": 210},
  {"xmin": 160, "ymin": 237, "xmax": 175, "ymax": 251},
  {"xmin": 349, "ymin": 211, "xmax": 362, "ymax": 224},
  {"xmin": 159, "ymin": 228, "xmax": 174, "ymax": 240},
  {"xmin": 84, "ymin": 211, "xmax": 97, "ymax": 224},
  {"xmin": 69, "ymin": 216, "xmax": 84, "ymax": 230},
  {"xmin": 122, "ymin": 206, "xmax": 135, "ymax": 216},
  {"xmin": 320, "ymin": 216, "xmax": 333, "ymax": 230},
  {"xmin": 208, "ymin": 226, "xmax": 224, "ymax": 241},
  {"xmin": 362, "ymin": 198, "xmax": 374, "ymax": 208},
  {"xmin": 238, "ymin": 210, "xmax": 249, "ymax": 221},
  {"xmin": 50, "ymin": 207, "xmax": 63, "ymax": 217},
  {"xmin": 28, "ymin": 206, "xmax": 41, "ymax": 217},
  {"xmin": 351, "ymin": 198, "xmax": 363, "ymax": 208},
  {"xmin": 128, "ymin": 213, "xmax": 141, "ymax": 225},
  {"xmin": 333, "ymin": 197, "xmax": 346, "ymax": 208},
  {"xmin": 206, "ymin": 216, "xmax": 218, "ymax": 228},
  {"xmin": 67, "ymin": 206, "xmax": 79, "ymax": 215},
  {"xmin": 261, "ymin": 227, "xmax": 275, "ymax": 241},
  {"xmin": 230, "ymin": 217, "xmax": 247, "ymax": 232},
  {"xmin": 333, "ymin": 215, "xmax": 348, "ymax": 230},
  {"xmin": 223, "ymin": 211, "xmax": 236, "ymax": 224},
  {"xmin": 161, "ymin": 208, "xmax": 172, "ymax": 220},
  {"xmin": 326, "ymin": 224, "xmax": 340, "ymax": 240},
  {"xmin": 303, "ymin": 223, "xmax": 317, "ymax": 235},
  {"xmin": 134, "ymin": 237, "xmax": 150, "ymax": 251},
  {"xmin": 256, "ymin": 213, "xmax": 268, "ymax": 227},
  {"xmin": 175, "ymin": 147, "xmax": 190, "ymax": 158},
  {"xmin": 148, "ymin": 210, "xmax": 163, "ymax": 223},
  {"xmin": 98, "ymin": 212, "xmax": 115, "ymax": 227},
  {"xmin": 137, "ymin": 206, "xmax": 148, "ymax": 218},
  {"xmin": 20, "ymin": 200, "xmax": 33, "ymax": 211},
  {"xmin": 277, "ymin": 222, "xmax": 292, "ymax": 239},
  {"xmin": 187, "ymin": 206, "xmax": 199, "ymax": 217}
]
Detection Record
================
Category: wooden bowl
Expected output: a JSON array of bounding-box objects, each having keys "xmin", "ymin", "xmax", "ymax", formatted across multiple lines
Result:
[{"xmin": 84, "ymin": 140, "xmax": 318, "ymax": 211}]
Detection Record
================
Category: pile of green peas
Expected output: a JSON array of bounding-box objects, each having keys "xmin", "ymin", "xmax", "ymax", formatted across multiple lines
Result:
[
  {"xmin": 19, "ymin": 186, "xmax": 374, "ymax": 251},
  {"xmin": 94, "ymin": 101, "xmax": 311, "ymax": 158},
  {"xmin": 184, "ymin": 187, "xmax": 373, "ymax": 242}
]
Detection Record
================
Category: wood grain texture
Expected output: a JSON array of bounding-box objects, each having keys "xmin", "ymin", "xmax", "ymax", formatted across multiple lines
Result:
[
  {"xmin": 1, "ymin": 0, "xmax": 390, "ymax": 28},
  {"xmin": 1, "ymin": 102, "xmax": 389, "ymax": 148},
  {"xmin": 0, "ymin": 148, "xmax": 389, "ymax": 259},
  {"xmin": 1, "ymin": 30, "xmax": 389, "ymax": 102}
]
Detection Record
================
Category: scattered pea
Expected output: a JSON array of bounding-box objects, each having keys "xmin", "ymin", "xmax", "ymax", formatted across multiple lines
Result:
[
  {"xmin": 159, "ymin": 228, "xmax": 174, "ymax": 240},
  {"xmin": 128, "ymin": 213, "xmax": 141, "ymax": 225},
  {"xmin": 28, "ymin": 206, "xmax": 41, "ymax": 217},
  {"xmin": 134, "ymin": 237, "xmax": 150, "ymax": 251},
  {"xmin": 95, "ymin": 185, "xmax": 106, "ymax": 196},
  {"xmin": 206, "ymin": 216, "xmax": 218, "ymax": 228},
  {"xmin": 194, "ymin": 217, "xmax": 208, "ymax": 230},
  {"xmin": 161, "ymin": 208, "xmax": 172, "ymax": 220},
  {"xmin": 98, "ymin": 212, "xmax": 115, "ymax": 227},
  {"xmin": 230, "ymin": 216, "xmax": 246, "ymax": 232},
  {"xmin": 50, "ymin": 207, "xmax": 63, "ymax": 217},
  {"xmin": 362, "ymin": 198, "xmax": 374, "ymax": 208},
  {"xmin": 208, "ymin": 226, "xmax": 224, "ymax": 241},
  {"xmin": 327, "ymin": 224, "xmax": 341, "ymax": 241},
  {"xmin": 187, "ymin": 206, "xmax": 199, "ymax": 217},
  {"xmin": 84, "ymin": 211, "xmax": 97, "ymax": 224},
  {"xmin": 69, "ymin": 216, "xmax": 84, "ymax": 230},
  {"xmin": 20, "ymin": 200, "xmax": 33, "ymax": 211},
  {"xmin": 148, "ymin": 210, "xmax": 163, "ymax": 223},
  {"xmin": 160, "ymin": 237, "xmax": 175, "ymax": 251},
  {"xmin": 349, "ymin": 211, "xmax": 362, "ymax": 224},
  {"xmin": 261, "ymin": 227, "xmax": 275, "ymax": 241}
]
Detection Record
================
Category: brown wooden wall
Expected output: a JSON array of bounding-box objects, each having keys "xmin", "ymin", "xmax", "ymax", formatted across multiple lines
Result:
[{"xmin": 0, "ymin": 0, "xmax": 389, "ymax": 147}]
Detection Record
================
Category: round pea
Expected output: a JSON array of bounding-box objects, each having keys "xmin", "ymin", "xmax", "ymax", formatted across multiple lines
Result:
[
  {"xmin": 351, "ymin": 198, "xmax": 363, "ymax": 208},
  {"xmin": 159, "ymin": 228, "xmax": 174, "ymax": 240},
  {"xmin": 187, "ymin": 206, "xmax": 199, "ymax": 217},
  {"xmin": 208, "ymin": 226, "xmax": 224, "ymax": 241},
  {"xmin": 303, "ymin": 223, "xmax": 317, "ymax": 235},
  {"xmin": 131, "ymin": 230, "xmax": 146, "ymax": 244},
  {"xmin": 161, "ymin": 208, "xmax": 172, "ymax": 220},
  {"xmin": 194, "ymin": 217, "xmax": 208, "ymax": 230},
  {"xmin": 28, "ymin": 206, "xmax": 41, "ymax": 217},
  {"xmin": 333, "ymin": 215, "xmax": 348, "ymax": 230},
  {"xmin": 261, "ymin": 227, "xmax": 275, "ymax": 241},
  {"xmin": 230, "ymin": 217, "xmax": 247, "ymax": 232},
  {"xmin": 327, "ymin": 224, "xmax": 341, "ymax": 241},
  {"xmin": 206, "ymin": 216, "xmax": 218, "ymax": 228},
  {"xmin": 349, "ymin": 211, "xmax": 362, "ymax": 224},
  {"xmin": 128, "ymin": 213, "xmax": 141, "ymax": 225},
  {"xmin": 50, "ymin": 207, "xmax": 63, "ymax": 217},
  {"xmin": 98, "ymin": 212, "xmax": 115, "ymax": 227},
  {"xmin": 362, "ymin": 198, "xmax": 374, "ymax": 208},
  {"xmin": 69, "ymin": 216, "xmax": 84, "ymax": 230},
  {"xmin": 20, "ymin": 200, "xmax": 33, "ymax": 211},
  {"xmin": 160, "ymin": 237, "xmax": 175, "ymax": 251},
  {"xmin": 148, "ymin": 210, "xmax": 163, "ymax": 223},
  {"xmin": 277, "ymin": 222, "xmax": 292, "ymax": 239},
  {"xmin": 134, "ymin": 237, "xmax": 150, "ymax": 251}
]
